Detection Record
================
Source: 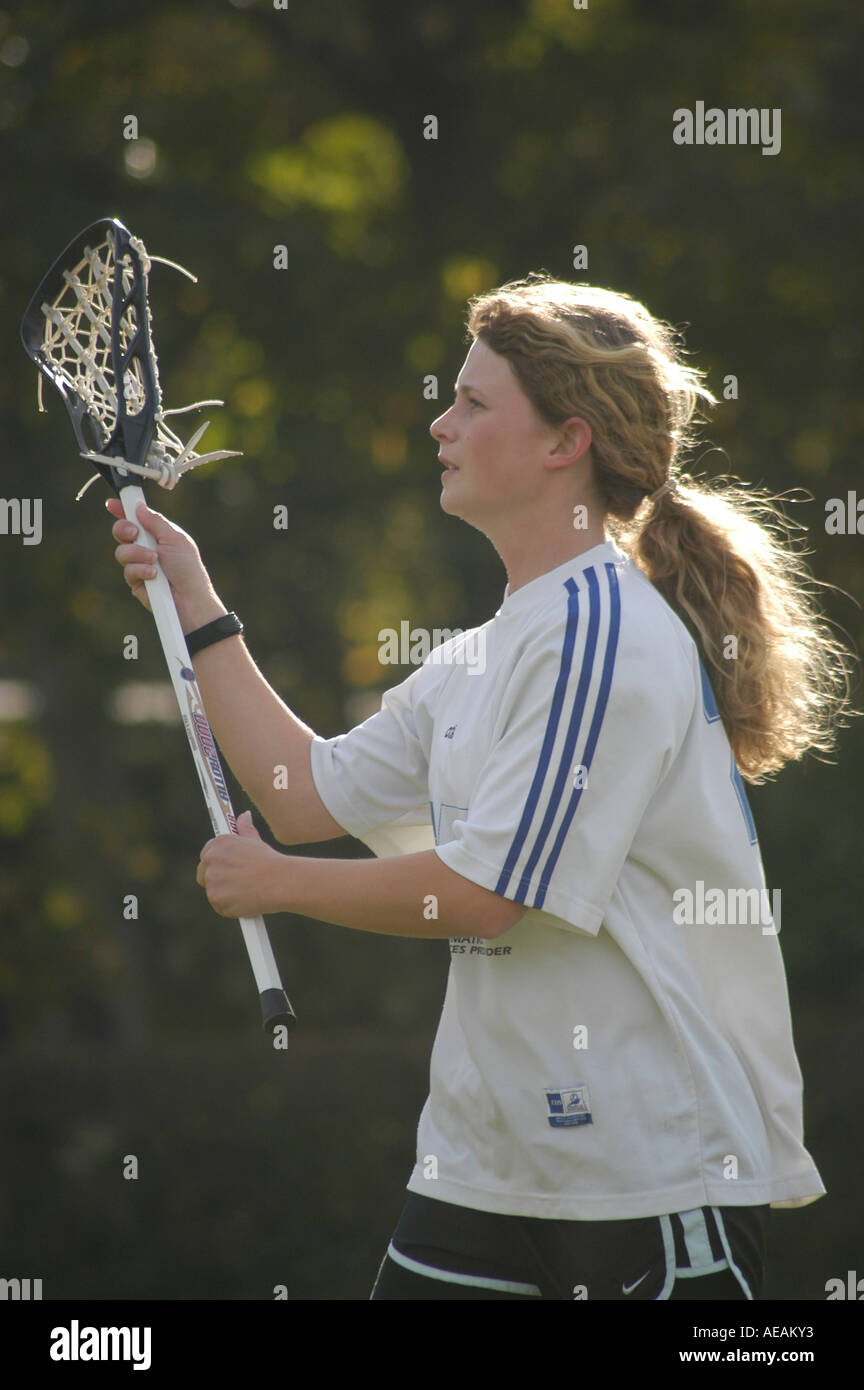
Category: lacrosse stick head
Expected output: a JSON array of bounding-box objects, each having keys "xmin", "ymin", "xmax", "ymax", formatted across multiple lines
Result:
[
  {"xmin": 21, "ymin": 218, "xmax": 161, "ymax": 495},
  {"xmin": 21, "ymin": 216, "xmax": 240, "ymax": 498}
]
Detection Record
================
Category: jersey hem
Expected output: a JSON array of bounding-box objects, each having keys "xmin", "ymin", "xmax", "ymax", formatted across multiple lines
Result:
[{"xmin": 405, "ymin": 1170, "xmax": 826, "ymax": 1220}]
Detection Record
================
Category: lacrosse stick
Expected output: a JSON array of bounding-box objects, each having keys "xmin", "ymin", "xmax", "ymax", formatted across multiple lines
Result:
[{"xmin": 20, "ymin": 217, "xmax": 296, "ymax": 1035}]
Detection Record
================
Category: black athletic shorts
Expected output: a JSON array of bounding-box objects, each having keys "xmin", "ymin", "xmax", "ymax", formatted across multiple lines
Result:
[{"xmin": 370, "ymin": 1191, "xmax": 769, "ymax": 1300}]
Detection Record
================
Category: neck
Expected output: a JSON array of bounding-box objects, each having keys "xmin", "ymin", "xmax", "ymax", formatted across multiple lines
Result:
[{"xmin": 496, "ymin": 520, "xmax": 608, "ymax": 594}]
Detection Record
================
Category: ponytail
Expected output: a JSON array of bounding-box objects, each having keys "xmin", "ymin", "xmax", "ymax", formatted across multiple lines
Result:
[{"xmin": 625, "ymin": 474, "xmax": 854, "ymax": 781}]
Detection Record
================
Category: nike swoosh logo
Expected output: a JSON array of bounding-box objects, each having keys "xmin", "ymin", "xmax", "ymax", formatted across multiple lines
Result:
[{"xmin": 622, "ymin": 1270, "xmax": 650, "ymax": 1295}]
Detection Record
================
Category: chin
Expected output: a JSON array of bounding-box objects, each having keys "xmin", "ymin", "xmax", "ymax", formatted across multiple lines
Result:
[{"xmin": 439, "ymin": 483, "xmax": 462, "ymax": 515}]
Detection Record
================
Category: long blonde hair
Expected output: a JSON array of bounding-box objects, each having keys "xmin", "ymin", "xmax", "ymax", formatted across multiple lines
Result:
[{"xmin": 466, "ymin": 272, "xmax": 856, "ymax": 782}]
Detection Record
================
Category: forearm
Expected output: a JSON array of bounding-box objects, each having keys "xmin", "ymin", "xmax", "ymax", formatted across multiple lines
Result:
[
  {"xmin": 183, "ymin": 596, "xmax": 342, "ymax": 844},
  {"xmin": 277, "ymin": 848, "xmax": 527, "ymax": 940},
  {"xmin": 110, "ymin": 501, "xmax": 341, "ymax": 844}
]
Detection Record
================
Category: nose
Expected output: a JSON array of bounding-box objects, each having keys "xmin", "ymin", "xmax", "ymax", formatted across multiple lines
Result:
[{"xmin": 430, "ymin": 404, "xmax": 455, "ymax": 442}]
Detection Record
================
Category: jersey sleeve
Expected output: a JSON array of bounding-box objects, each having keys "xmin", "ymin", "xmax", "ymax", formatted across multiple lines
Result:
[
  {"xmin": 434, "ymin": 571, "xmax": 696, "ymax": 934},
  {"xmin": 308, "ymin": 664, "xmax": 434, "ymax": 854}
]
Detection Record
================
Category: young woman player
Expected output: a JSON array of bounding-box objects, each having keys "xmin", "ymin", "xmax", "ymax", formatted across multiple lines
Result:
[{"xmin": 107, "ymin": 274, "xmax": 852, "ymax": 1301}]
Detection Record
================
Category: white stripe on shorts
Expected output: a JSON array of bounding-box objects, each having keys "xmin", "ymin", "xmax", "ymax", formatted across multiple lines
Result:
[
  {"xmin": 713, "ymin": 1210, "xmax": 755, "ymax": 1301},
  {"xmin": 674, "ymin": 1207, "xmax": 729, "ymax": 1279},
  {"xmin": 385, "ymin": 1241, "xmax": 543, "ymax": 1297}
]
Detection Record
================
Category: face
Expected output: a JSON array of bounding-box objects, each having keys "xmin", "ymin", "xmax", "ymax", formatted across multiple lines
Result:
[{"xmin": 429, "ymin": 337, "xmax": 583, "ymax": 533}]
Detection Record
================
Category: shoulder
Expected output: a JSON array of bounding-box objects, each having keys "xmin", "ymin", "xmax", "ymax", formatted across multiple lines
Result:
[
  {"xmin": 616, "ymin": 553, "xmax": 696, "ymax": 675},
  {"xmin": 514, "ymin": 551, "xmax": 698, "ymax": 726}
]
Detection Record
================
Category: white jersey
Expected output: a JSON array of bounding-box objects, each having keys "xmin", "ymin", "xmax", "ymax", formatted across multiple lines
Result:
[{"xmin": 309, "ymin": 537, "xmax": 825, "ymax": 1220}]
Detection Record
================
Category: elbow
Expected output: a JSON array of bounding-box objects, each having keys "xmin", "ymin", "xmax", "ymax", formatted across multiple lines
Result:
[
  {"xmin": 269, "ymin": 809, "xmax": 346, "ymax": 847},
  {"xmin": 482, "ymin": 896, "xmax": 527, "ymax": 940},
  {"xmin": 266, "ymin": 812, "xmax": 296, "ymax": 847}
]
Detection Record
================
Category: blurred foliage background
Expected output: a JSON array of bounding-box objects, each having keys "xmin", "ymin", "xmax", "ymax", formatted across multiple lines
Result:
[{"xmin": 1, "ymin": 0, "xmax": 862, "ymax": 1300}]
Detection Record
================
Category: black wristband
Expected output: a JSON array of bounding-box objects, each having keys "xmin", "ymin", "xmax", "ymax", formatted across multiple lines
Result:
[{"xmin": 185, "ymin": 612, "xmax": 244, "ymax": 656}]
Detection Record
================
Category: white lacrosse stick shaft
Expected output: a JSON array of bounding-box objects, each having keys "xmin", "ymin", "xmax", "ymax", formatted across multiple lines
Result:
[{"xmin": 119, "ymin": 481, "xmax": 295, "ymax": 1033}]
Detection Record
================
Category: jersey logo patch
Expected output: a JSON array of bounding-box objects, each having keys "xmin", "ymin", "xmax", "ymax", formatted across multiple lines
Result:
[{"xmin": 545, "ymin": 1085, "xmax": 592, "ymax": 1127}]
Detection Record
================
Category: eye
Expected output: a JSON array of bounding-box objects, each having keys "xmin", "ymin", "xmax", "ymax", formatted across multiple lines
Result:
[{"xmin": 468, "ymin": 397, "xmax": 483, "ymax": 409}]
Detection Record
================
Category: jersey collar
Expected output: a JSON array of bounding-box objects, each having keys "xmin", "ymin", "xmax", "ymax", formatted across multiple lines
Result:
[{"xmin": 496, "ymin": 538, "xmax": 627, "ymax": 619}]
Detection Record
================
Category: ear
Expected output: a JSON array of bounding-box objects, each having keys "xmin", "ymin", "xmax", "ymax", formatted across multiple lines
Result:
[{"xmin": 546, "ymin": 416, "xmax": 592, "ymax": 470}]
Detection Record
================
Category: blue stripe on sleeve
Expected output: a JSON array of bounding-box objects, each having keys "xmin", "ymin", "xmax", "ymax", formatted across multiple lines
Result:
[
  {"xmin": 699, "ymin": 658, "xmax": 722, "ymax": 723},
  {"xmin": 512, "ymin": 569, "xmax": 601, "ymax": 901},
  {"xmin": 730, "ymin": 753, "xmax": 758, "ymax": 846},
  {"xmin": 535, "ymin": 562, "xmax": 621, "ymax": 908},
  {"xmin": 494, "ymin": 580, "xmax": 582, "ymax": 896}
]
